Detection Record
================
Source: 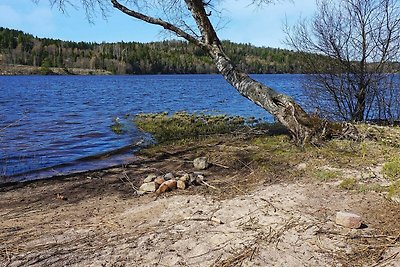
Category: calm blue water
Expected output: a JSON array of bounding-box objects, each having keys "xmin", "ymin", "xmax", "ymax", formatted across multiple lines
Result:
[{"xmin": 0, "ymin": 74, "xmax": 306, "ymax": 183}]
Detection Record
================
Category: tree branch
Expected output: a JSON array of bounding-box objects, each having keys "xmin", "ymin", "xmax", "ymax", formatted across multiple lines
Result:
[{"xmin": 110, "ymin": 0, "xmax": 205, "ymax": 48}]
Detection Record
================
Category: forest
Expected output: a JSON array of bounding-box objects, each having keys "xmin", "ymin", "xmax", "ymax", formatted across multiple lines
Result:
[{"xmin": 0, "ymin": 27, "xmax": 314, "ymax": 74}]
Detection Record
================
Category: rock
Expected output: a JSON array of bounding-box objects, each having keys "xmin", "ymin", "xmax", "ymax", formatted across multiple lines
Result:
[
  {"xmin": 165, "ymin": 179, "xmax": 177, "ymax": 190},
  {"xmin": 143, "ymin": 174, "xmax": 157, "ymax": 183},
  {"xmin": 154, "ymin": 176, "xmax": 166, "ymax": 186},
  {"xmin": 335, "ymin": 211, "xmax": 362, "ymax": 229},
  {"xmin": 179, "ymin": 173, "xmax": 190, "ymax": 183},
  {"xmin": 296, "ymin": 163, "xmax": 307, "ymax": 170},
  {"xmin": 176, "ymin": 170, "xmax": 188, "ymax": 176},
  {"xmin": 156, "ymin": 180, "xmax": 177, "ymax": 195},
  {"xmin": 193, "ymin": 157, "xmax": 209, "ymax": 170},
  {"xmin": 164, "ymin": 173, "xmax": 175, "ymax": 180},
  {"xmin": 156, "ymin": 183, "xmax": 169, "ymax": 195},
  {"xmin": 139, "ymin": 182, "xmax": 157, "ymax": 193},
  {"xmin": 136, "ymin": 190, "xmax": 146, "ymax": 196},
  {"xmin": 177, "ymin": 180, "xmax": 186, "ymax": 190}
]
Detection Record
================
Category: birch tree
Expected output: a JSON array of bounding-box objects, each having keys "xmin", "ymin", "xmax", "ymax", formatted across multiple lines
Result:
[{"xmin": 43, "ymin": 0, "xmax": 359, "ymax": 144}]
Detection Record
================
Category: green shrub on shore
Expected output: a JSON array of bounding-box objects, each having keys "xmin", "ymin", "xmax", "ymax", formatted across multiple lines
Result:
[{"xmin": 134, "ymin": 112, "xmax": 258, "ymax": 143}]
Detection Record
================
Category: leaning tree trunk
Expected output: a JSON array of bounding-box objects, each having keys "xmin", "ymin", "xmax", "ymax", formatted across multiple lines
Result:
[{"xmin": 111, "ymin": 0, "xmax": 359, "ymax": 145}]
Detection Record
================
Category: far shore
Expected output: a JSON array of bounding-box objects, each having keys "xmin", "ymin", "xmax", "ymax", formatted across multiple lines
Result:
[{"xmin": 0, "ymin": 64, "xmax": 112, "ymax": 76}]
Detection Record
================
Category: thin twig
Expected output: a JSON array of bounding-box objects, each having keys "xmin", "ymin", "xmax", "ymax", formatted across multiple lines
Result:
[
  {"xmin": 371, "ymin": 252, "xmax": 399, "ymax": 267},
  {"xmin": 212, "ymin": 162, "xmax": 230, "ymax": 169},
  {"xmin": 201, "ymin": 180, "xmax": 217, "ymax": 190}
]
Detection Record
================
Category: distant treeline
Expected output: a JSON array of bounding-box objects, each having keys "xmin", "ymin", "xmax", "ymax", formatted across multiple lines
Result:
[{"xmin": 0, "ymin": 27, "xmax": 326, "ymax": 74}]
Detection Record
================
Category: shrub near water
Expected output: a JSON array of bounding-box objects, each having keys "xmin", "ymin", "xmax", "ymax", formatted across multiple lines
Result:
[{"xmin": 134, "ymin": 112, "xmax": 249, "ymax": 143}]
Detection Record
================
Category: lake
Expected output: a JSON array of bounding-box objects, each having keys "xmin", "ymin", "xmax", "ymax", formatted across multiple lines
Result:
[{"xmin": 0, "ymin": 74, "xmax": 306, "ymax": 183}]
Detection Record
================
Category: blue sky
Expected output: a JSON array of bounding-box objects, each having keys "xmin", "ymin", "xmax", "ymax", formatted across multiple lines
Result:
[{"xmin": 0, "ymin": 0, "xmax": 316, "ymax": 48}]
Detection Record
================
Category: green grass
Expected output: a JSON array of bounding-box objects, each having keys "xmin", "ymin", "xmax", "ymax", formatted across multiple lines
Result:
[
  {"xmin": 134, "ymin": 112, "xmax": 254, "ymax": 143},
  {"xmin": 110, "ymin": 117, "xmax": 124, "ymax": 134},
  {"xmin": 388, "ymin": 180, "xmax": 400, "ymax": 202},
  {"xmin": 382, "ymin": 157, "xmax": 400, "ymax": 181},
  {"xmin": 313, "ymin": 169, "xmax": 342, "ymax": 181},
  {"xmin": 338, "ymin": 178, "xmax": 357, "ymax": 190}
]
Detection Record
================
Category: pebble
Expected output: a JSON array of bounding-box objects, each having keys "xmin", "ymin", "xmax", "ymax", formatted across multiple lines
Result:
[
  {"xmin": 180, "ymin": 173, "xmax": 190, "ymax": 183},
  {"xmin": 177, "ymin": 180, "xmax": 186, "ymax": 190},
  {"xmin": 193, "ymin": 157, "xmax": 209, "ymax": 170},
  {"xmin": 176, "ymin": 171, "xmax": 188, "ymax": 176},
  {"xmin": 143, "ymin": 174, "xmax": 157, "ymax": 183},
  {"xmin": 335, "ymin": 211, "xmax": 362, "ymax": 229},
  {"xmin": 139, "ymin": 182, "xmax": 157, "ymax": 193},
  {"xmin": 154, "ymin": 176, "xmax": 166, "ymax": 186},
  {"xmin": 164, "ymin": 173, "xmax": 175, "ymax": 180},
  {"xmin": 156, "ymin": 180, "xmax": 177, "ymax": 195}
]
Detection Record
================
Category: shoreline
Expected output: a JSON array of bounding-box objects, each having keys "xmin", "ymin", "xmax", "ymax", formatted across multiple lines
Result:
[
  {"xmin": 0, "ymin": 64, "xmax": 112, "ymax": 76},
  {"xmin": 1, "ymin": 130, "xmax": 400, "ymax": 266}
]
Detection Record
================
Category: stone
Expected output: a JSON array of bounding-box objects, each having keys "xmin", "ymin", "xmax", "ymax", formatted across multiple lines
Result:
[
  {"xmin": 136, "ymin": 190, "xmax": 146, "ymax": 196},
  {"xmin": 154, "ymin": 176, "xmax": 166, "ymax": 186},
  {"xmin": 156, "ymin": 180, "xmax": 177, "ymax": 195},
  {"xmin": 143, "ymin": 174, "xmax": 157, "ymax": 183},
  {"xmin": 177, "ymin": 180, "xmax": 186, "ymax": 190},
  {"xmin": 165, "ymin": 179, "xmax": 177, "ymax": 190},
  {"xmin": 139, "ymin": 182, "xmax": 157, "ymax": 193},
  {"xmin": 296, "ymin": 163, "xmax": 307, "ymax": 170},
  {"xmin": 176, "ymin": 170, "xmax": 188, "ymax": 176},
  {"xmin": 193, "ymin": 157, "xmax": 209, "ymax": 170},
  {"xmin": 164, "ymin": 173, "xmax": 175, "ymax": 180},
  {"xmin": 335, "ymin": 211, "xmax": 362, "ymax": 229},
  {"xmin": 179, "ymin": 173, "xmax": 190, "ymax": 183}
]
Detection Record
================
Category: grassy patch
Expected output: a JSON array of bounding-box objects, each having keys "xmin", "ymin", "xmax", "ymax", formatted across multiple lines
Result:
[
  {"xmin": 338, "ymin": 178, "xmax": 357, "ymax": 190},
  {"xmin": 388, "ymin": 180, "xmax": 400, "ymax": 202},
  {"xmin": 134, "ymin": 112, "xmax": 264, "ymax": 143},
  {"xmin": 357, "ymin": 183, "xmax": 387, "ymax": 193},
  {"xmin": 313, "ymin": 169, "xmax": 342, "ymax": 181},
  {"xmin": 382, "ymin": 157, "xmax": 400, "ymax": 181},
  {"xmin": 110, "ymin": 117, "xmax": 124, "ymax": 134}
]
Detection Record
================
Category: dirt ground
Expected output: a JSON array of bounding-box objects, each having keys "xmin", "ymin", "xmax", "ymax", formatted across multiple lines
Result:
[{"xmin": 1, "ymin": 134, "xmax": 400, "ymax": 267}]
